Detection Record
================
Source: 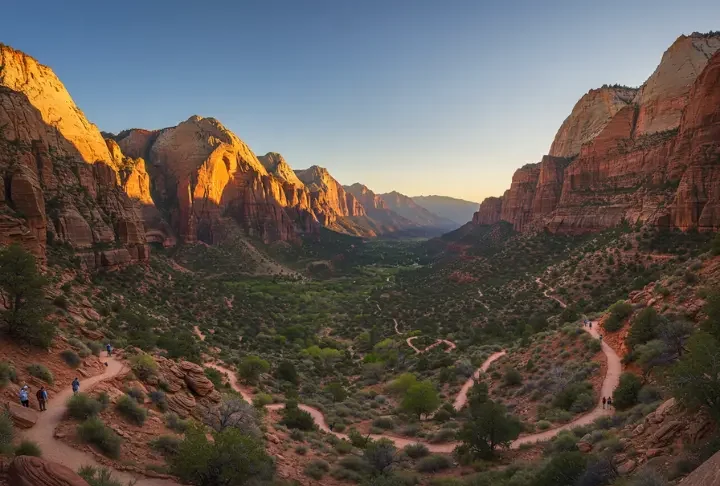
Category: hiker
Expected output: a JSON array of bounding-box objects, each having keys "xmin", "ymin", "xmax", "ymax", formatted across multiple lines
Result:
[
  {"xmin": 602, "ymin": 396, "xmax": 606, "ymax": 409},
  {"xmin": 36, "ymin": 386, "xmax": 48, "ymax": 411},
  {"xmin": 607, "ymin": 397, "xmax": 613, "ymax": 408},
  {"xmin": 72, "ymin": 377, "xmax": 80, "ymax": 395},
  {"xmin": 599, "ymin": 334, "xmax": 603, "ymax": 342},
  {"xmin": 19, "ymin": 386, "xmax": 30, "ymax": 408},
  {"xmin": 329, "ymin": 422, "xmax": 335, "ymax": 431},
  {"xmin": 589, "ymin": 321, "xmax": 592, "ymax": 328},
  {"xmin": 106, "ymin": 343, "xmax": 113, "ymax": 356}
]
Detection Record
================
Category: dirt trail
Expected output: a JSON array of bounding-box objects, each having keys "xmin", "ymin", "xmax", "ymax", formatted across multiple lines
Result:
[
  {"xmin": 393, "ymin": 318, "xmax": 457, "ymax": 354},
  {"xmin": 204, "ymin": 278, "xmax": 620, "ymax": 452},
  {"xmin": 205, "ymin": 352, "xmax": 507, "ymax": 453},
  {"xmin": 535, "ymin": 277, "xmax": 567, "ymax": 309},
  {"xmin": 20, "ymin": 354, "xmax": 178, "ymax": 485}
]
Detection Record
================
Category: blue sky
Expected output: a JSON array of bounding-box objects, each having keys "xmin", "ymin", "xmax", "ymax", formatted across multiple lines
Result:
[{"xmin": 3, "ymin": 0, "xmax": 719, "ymax": 202}]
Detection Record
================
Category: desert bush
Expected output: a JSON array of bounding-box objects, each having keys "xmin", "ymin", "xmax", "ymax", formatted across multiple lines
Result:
[
  {"xmin": 130, "ymin": 354, "xmax": 157, "ymax": 381},
  {"xmin": 26, "ymin": 364, "xmax": 53, "ymax": 384},
  {"xmin": 126, "ymin": 387, "xmax": 145, "ymax": 404},
  {"xmin": 77, "ymin": 465, "xmax": 127, "ymax": 486},
  {"xmin": 67, "ymin": 393, "xmax": 102, "ymax": 420},
  {"xmin": 280, "ymin": 400, "xmax": 315, "ymax": 431},
  {"xmin": 0, "ymin": 362, "xmax": 17, "ymax": 387},
  {"xmin": 503, "ymin": 368, "xmax": 522, "ymax": 386},
  {"xmin": 60, "ymin": 350, "xmax": 82, "ymax": 368},
  {"xmin": 404, "ymin": 443, "xmax": 429, "ymax": 459},
  {"xmin": 77, "ymin": 418, "xmax": 122, "ymax": 458},
  {"xmin": 68, "ymin": 338, "xmax": 92, "ymax": 358},
  {"xmin": 613, "ymin": 373, "xmax": 642, "ymax": 410},
  {"xmin": 0, "ymin": 411, "xmax": 12, "ymax": 454},
  {"xmin": 416, "ymin": 454, "xmax": 452, "ymax": 473},
  {"xmin": 85, "ymin": 341, "xmax": 104, "ymax": 356},
  {"xmin": 146, "ymin": 391, "xmax": 165, "ymax": 410},
  {"xmin": 14, "ymin": 439, "xmax": 42, "ymax": 457},
  {"xmin": 164, "ymin": 412, "xmax": 189, "ymax": 433},
  {"xmin": 373, "ymin": 417, "xmax": 395, "ymax": 430},
  {"xmin": 150, "ymin": 435, "xmax": 181, "ymax": 457},
  {"xmin": 304, "ymin": 459, "xmax": 330, "ymax": 479},
  {"xmin": 116, "ymin": 395, "xmax": 147, "ymax": 425}
]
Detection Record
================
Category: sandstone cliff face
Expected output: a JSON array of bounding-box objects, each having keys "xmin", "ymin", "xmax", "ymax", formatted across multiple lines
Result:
[
  {"xmin": 141, "ymin": 116, "xmax": 303, "ymax": 243},
  {"xmin": 258, "ymin": 152, "xmax": 305, "ymax": 187},
  {"xmin": 0, "ymin": 45, "xmax": 149, "ymax": 265},
  {"xmin": 633, "ymin": 33, "xmax": 720, "ymax": 137},
  {"xmin": 549, "ymin": 87, "xmax": 636, "ymax": 157},
  {"xmin": 345, "ymin": 183, "xmax": 418, "ymax": 233},
  {"xmin": 670, "ymin": 49, "xmax": 720, "ymax": 231},
  {"xmin": 499, "ymin": 163, "xmax": 540, "ymax": 231},
  {"xmin": 472, "ymin": 196, "xmax": 503, "ymax": 225},
  {"xmin": 296, "ymin": 166, "xmax": 366, "ymax": 226},
  {"xmin": 473, "ymin": 36, "xmax": 720, "ymax": 235}
]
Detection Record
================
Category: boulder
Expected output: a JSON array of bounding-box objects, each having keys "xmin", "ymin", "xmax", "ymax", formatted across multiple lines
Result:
[
  {"xmin": 6, "ymin": 402, "xmax": 39, "ymax": 428},
  {"xmin": 577, "ymin": 441, "xmax": 593, "ymax": 453},
  {"xmin": 681, "ymin": 449, "xmax": 720, "ymax": 486},
  {"xmin": 166, "ymin": 392, "xmax": 196, "ymax": 418},
  {"xmin": 649, "ymin": 420, "xmax": 683, "ymax": 446},
  {"xmin": 180, "ymin": 361, "xmax": 215, "ymax": 397},
  {"xmin": 616, "ymin": 460, "xmax": 637, "ymax": 475},
  {"xmin": 8, "ymin": 456, "xmax": 90, "ymax": 486}
]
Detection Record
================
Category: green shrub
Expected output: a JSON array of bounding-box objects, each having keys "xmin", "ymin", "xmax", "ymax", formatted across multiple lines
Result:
[
  {"xmin": 335, "ymin": 440, "xmax": 353, "ymax": 454},
  {"xmin": 149, "ymin": 390, "xmax": 167, "ymax": 411},
  {"xmin": 14, "ymin": 439, "xmax": 42, "ymax": 457},
  {"xmin": 60, "ymin": 350, "xmax": 82, "ymax": 368},
  {"xmin": 304, "ymin": 459, "xmax": 330, "ymax": 480},
  {"xmin": 77, "ymin": 418, "xmax": 122, "ymax": 458},
  {"xmin": 252, "ymin": 393, "xmax": 273, "ymax": 408},
  {"xmin": 613, "ymin": 373, "xmax": 642, "ymax": 410},
  {"xmin": 339, "ymin": 454, "xmax": 370, "ymax": 472},
  {"xmin": 537, "ymin": 420, "xmax": 551, "ymax": 430},
  {"xmin": 150, "ymin": 435, "xmax": 181, "ymax": 457},
  {"xmin": 503, "ymin": 368, "xmax": 522, "ymax": 386},
  {"xmin": 85, "ymin": 341, "xmax": 104, "ymax": 357},
  {"xmin": 0, "ymin": 411, "xmax": 12, "ymax": 454},
  {"xmin": 26, "ymin": 364, "xmax": 53, "ymax": 384},
  {"xmin": 126, "ymin": 387, "xmax": 145, "ymax": 404},
  {"xmin": 116, "ymin": 395, "xmax": 147, "ymax": 425},
  {"xmin": 77, "ymin": 465, "xmax": 127, "ymax": 486},
  {"xmin": 0, "ymin": 362, "xmax": 17, "ymax": 387},
  {"xmin": 416, "ymin": 454, "xmax": 452, "ymax": 473},
  {"xmin": 130, "ymin": 354, "xmax": 157, "ymax": 381},
  {"xmin": 280, "ymin": 401, "xmax": 315, "ymax": 430},
  {"xmin": 68, "ymin": 338, "xmax": 92, "ymax": 358},
  {"xmin": 170, "ymin": 426, "xmax": 274, "ymax": 486},
  {"xmin": 67, "ymin": 393, "xmax": 102, "ymax": 420},
  {"xmin": 404, "ymin": 443, "xmax": 430, "ymax": 459},
  {"xmin": 53, "ymin": 294, "xmax": 68, "ymax": 309},
  {"xmin": 164, "ymin": 412, "xmax": 189, "ymax": 433},
  {"xmin": 372, "ymin": 417, "xmax": 395, "ymax": 430}
]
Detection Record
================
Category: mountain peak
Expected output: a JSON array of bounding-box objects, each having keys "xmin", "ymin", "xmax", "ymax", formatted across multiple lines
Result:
[{"xmin": 258, "ymin": 152, "xmax": 304, "ymax": 187}]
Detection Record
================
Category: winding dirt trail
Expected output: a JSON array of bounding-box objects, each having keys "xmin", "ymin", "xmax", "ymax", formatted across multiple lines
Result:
[
  {"xmin": 20, "ymin": 354, "xmax": 178, "ymax": 486},
  {"xmin": 535, "ymin": 277, "xmax": 567, "ymax": 309},
  {"xmin": 393, "ymin": 318, "xmax": 457, "ymax": 354}
]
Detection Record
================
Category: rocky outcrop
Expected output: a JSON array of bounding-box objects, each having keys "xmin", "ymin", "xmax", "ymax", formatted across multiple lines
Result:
[
  {"xmin": 258, "ymin": 152, "xmax": 304, "ymax": 187},
  {"xmin": 472, "ymin": 196, "xmax": 503, "ymax": 225},
  {"xmin": 532, "ymin": 156, "xmax": 570, "ymax": 216},
  {"xmin": 633, "ymin": 33, "xmax": 720, "ymax": 137},
  {"xmin": 0, "ymin": 45, "xmax": 150, "ymax": 265},
  {"xmin": 500, "ymin": 163, "xmax": 540, "ymax": 231},
  {"xmin": 180, "ymin": 361, "xmax": 214, "ymax": 396},
  {"xmin": 682, "ymin": 450, "xmax": 720, "ymax": 486},
  {"xmin": 8, "ymin": 456, "xmax": 90, "ymax": 486},
  {"xmin": 549, "ymin": 87, "xmax": 636, "ymax": 157},
  {"xmin": 5, "ymin": 402, "xmax": 39, "ymax": 428},
  {"xmin": 345, "ymin": 183, "xmax": 418, "ymax": 233},
  {"xmin": 472, "ymin": 35, "xmax": 720, "ymax": 235}
]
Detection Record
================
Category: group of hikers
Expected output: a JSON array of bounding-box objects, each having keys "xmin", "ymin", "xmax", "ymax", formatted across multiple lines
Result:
[
  {"xmin": 17, "ymin": 343, "xmax": 114, "ymax": 411},
  {"xmin": 18, "ymin": 385, "xmax": 49, "ymax": 411},
  {"xmin": 602, "ymin": 396, "xmax": 613, "ymax": 409}
]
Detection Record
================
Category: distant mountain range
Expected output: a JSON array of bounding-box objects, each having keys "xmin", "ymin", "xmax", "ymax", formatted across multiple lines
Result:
[{"xmin": 410, "ymin": 196, "xmax": 480, "ymax": 226}]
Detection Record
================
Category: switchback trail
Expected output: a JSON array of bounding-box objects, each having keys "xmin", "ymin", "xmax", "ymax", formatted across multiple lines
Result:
[
  {"xmin": 20, "ymin": 353, "xmax": 178, "ymax": 486},
  {"xmin": 393, "ymin": 318, "xmax": 457, "ymax": 354}
]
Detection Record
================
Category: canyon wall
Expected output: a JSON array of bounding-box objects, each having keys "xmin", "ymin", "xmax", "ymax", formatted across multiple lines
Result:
[
  {"xmin": 473, "ymin": 33, "xmax": 720, "ymax": 235},
  {"xmin": 0, "ymin": 44, "xmax": 150, "ymax": 266}
]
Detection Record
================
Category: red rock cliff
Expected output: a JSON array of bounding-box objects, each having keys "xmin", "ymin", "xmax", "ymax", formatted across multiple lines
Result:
[
  {"xmin": 0, "ymin": 45, "xmax": 149, "ymax": 265},
  {"xmin": 500, "ymin": 163, "xmax": 540, "ymax": 231},
  {"xmin": 472, "ymin": 197, "xmax": 503, "ymax": 225}
]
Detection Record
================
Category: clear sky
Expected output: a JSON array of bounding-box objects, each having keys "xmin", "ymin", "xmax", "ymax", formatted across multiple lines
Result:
[{"xmin": 3, "ymin": 1, "xmax": 719, "ymax": 202}]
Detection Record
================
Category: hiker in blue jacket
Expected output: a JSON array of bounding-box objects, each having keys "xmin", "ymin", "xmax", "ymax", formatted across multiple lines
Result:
[
  {"xmin": 72, "ymin": 377, "xmax": 80, "ymax": 395},
  {"xmin": 19, "ymin": 386, "xmax": 30, "ymax": 408}
]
